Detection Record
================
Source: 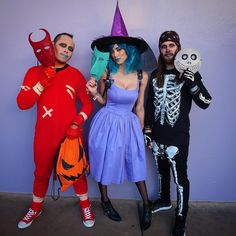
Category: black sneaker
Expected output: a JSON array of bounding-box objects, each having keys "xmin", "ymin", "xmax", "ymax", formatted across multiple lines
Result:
[
  {"xmin": 171, "ymin": 216, "xmax": 186, "ymax": 236},
  {"xmin": 152, "ymin": 199, "xmax": 172, "ymax": 213}
]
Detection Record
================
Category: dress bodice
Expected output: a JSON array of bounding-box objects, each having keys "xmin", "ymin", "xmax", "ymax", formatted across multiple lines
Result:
[{"xmin": 105, "ymin": 81, "xmax": 139, "ymax": 114}]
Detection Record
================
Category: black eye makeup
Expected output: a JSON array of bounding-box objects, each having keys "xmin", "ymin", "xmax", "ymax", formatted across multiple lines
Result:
[
  {"xmin": 58, "ymin": 43, "xmax": 74, "ymax": 52},
  {"xmin": 59, "ymin": 43, "xmax": 67, "ymax": 48},
  {"xmin": 68, "ymin": 46, "xmax": 74, "ymax": 52}
]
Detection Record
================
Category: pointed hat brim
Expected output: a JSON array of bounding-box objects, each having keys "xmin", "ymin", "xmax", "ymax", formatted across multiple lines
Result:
[{"xmin": 91, "ymin": 35, "xmax": 148, "ymax": 53}]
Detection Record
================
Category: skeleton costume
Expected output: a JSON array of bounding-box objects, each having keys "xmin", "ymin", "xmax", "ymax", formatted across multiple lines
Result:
[{"xmin": 145, "ymin": 67, "xmax": 212, "ymax": 218}]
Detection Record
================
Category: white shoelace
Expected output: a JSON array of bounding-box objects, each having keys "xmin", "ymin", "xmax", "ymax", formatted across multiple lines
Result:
[
  {"xmin": 82, "ymin": 207, "xmax": 93, "ymax": 220},
  {"xmin": 23, "ymin": 208, "xmax": 36, "ymax": 221}
]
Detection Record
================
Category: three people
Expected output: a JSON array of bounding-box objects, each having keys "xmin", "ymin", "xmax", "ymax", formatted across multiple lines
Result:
[
  {"xmin": 144, "ymin": 31, "xmax": 212, "ymax": 236},
  {"xmin": 17, "ymin": 32, "xmax": 95, "ymax": 229},
  {"xmin": 17, "ymin": 7, "xmax": 212, "ymax": 236},
  {"xmin": 86, "ymin": 3, "xmax": 152, "ymax": 230}
]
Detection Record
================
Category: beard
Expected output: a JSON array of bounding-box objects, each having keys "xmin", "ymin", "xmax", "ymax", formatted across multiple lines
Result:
[
  {"xmin": 162, "ymin": 53, "xmax": 176, "ymax": 65},
  {"xmin": 165, "ymin": 56, "xmax": 175, "ymax": 65}
]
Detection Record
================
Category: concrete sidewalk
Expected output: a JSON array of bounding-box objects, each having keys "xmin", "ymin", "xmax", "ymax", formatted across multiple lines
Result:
[{"xmin": 0, "ymin": 192, "xmax": 236, "ymax": 236}]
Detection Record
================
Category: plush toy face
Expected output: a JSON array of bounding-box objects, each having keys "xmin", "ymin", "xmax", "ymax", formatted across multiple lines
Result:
[{"xmin": 174, "ymin": 48, "xmax": 201, "ymax": 73}]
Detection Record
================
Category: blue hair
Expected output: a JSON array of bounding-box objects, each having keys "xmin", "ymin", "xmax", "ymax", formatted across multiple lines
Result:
[{"xmin": 108, "ymin": 44, "xmax": 142, "ymax": 74}]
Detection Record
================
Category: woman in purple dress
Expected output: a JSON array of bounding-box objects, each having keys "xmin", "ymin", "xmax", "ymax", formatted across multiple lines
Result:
[{"xmin": 86, "ymin": 3, "xmax": 152, "ymax": 230}]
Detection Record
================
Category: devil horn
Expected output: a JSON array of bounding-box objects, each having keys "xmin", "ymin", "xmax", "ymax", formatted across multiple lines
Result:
[{"xmin": 28, "ymin": 28, "xmax": 51, "ymax": 45}]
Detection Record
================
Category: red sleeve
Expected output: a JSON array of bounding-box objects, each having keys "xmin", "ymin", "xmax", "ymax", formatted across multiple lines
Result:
[
  {"xmin": 73, "ymin": 71, "xmax": 93, "ymax": 124},
  {"xmin": 16, "ymin": 67, "xmax": 43, "ymax": 110}
]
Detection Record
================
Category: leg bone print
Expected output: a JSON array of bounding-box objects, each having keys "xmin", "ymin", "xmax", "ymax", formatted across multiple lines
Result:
[{"xmin": 152, "ymin": 141, "xmax": 184, "ymax": 216}]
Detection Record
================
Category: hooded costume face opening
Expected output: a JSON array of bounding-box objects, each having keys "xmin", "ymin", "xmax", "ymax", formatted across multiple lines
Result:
[{"xmin": 28, "ymin": 28, "xmax": 55, "ymax": 67}]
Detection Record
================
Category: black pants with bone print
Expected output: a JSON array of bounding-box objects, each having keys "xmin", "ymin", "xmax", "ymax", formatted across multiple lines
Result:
[{"xmin": 153, "ymin": 142, "xmax": 189, "ymax": 218}]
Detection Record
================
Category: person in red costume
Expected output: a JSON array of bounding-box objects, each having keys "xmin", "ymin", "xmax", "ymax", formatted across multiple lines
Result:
[{"xmin": 17, "ymin": 32, "xmax": 95, "ymax": 229}]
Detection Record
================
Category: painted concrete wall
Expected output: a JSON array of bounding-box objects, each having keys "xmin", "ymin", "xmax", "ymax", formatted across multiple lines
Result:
[{"xmin": 1, "ymin": 0, "xmax": 236, "ymax": 201}]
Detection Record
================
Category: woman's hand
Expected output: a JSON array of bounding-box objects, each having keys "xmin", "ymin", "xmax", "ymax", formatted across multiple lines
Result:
[{"xmin": 86, "ymin": 77, "xmax": 98, "ymax": 96}]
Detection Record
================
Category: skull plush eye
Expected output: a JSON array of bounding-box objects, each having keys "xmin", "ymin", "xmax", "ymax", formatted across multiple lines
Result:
[{"xmin": 174, "ymin": 48, "xmax": 202, "ymax": 74}]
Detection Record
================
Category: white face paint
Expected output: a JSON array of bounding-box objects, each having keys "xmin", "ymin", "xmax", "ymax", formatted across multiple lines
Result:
[{"xmin": 174, "ymin": 48, "xmax": 202, "ymax": 73}]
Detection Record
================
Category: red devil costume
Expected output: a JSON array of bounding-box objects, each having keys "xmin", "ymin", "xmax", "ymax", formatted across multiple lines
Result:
[{"xmin": 17, "ymin": 30, "xmax": 94, "ymax": 229}]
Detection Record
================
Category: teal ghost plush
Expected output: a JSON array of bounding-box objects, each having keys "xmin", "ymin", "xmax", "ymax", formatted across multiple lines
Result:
[{"xmin": 90, "ymin": 46, "xmax": 110, "ymax": 81}]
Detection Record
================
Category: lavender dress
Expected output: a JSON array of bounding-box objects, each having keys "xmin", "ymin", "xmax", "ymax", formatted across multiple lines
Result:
[{"xmin": 88, "ymin": 77, "xmax": 146, "ymax": 185}]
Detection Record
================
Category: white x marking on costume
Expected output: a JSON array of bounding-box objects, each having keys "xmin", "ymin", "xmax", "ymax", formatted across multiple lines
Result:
[{"xmin": 42, "ymin": 106, "xmax": 53, "ymax": 118}]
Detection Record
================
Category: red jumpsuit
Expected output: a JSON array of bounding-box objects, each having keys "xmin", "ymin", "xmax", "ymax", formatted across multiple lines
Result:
[{"xmin": 17, "ymin": 65, "xmax": 93, "ymax": 198}]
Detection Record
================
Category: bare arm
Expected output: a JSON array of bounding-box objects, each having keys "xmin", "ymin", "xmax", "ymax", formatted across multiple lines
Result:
[{"xmin": 134, "ymin": 71, "xmax": 148, "ymax": 129}]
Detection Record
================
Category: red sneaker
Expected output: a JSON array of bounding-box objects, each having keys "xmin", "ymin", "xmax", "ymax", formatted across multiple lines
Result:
[
  {"xmin": 17, "ymin": 208, "xmax": 42, "ymax": 229},
  {"xmin": 81, "ymin": 205, "xmax": 95, "ymax": 228}
]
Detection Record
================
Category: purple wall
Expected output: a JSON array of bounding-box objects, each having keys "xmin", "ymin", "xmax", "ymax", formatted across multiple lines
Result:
[{"xmin": 1, "ymin": 0, "xmax": 236, "ymax": 202}]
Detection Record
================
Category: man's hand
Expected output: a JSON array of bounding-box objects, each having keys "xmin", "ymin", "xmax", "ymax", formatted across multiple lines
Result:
[
  {"xmin": 182, "ymin": 69, "xmax": 200, "ymax": 94},
  {"xmin": 143, "ymin": 128, "xmax": 153, "ymax": 149},
  {"xmin": 39, "ymin": 66, "xmax": 56, "ymax": 88},
  {"xmin": 182, "ymin": 69, "xmax": 196, "ymax": 88},
  {"xmin": 66, "ymin": 124, "xmax": 82, "ymax": 140}
]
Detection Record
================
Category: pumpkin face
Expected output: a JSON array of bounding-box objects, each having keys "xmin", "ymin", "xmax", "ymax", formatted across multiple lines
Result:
[
  {"xmin": 174, "ymin": 48, "xmax": 202, "ymax": 74},
  {"xmin": 56, "ymin": 138, "xmax": 89, "ymax": 192}
]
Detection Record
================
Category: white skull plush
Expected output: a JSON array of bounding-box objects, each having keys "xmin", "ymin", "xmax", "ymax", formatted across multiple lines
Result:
[{"xmin": 174, "ymin": 48, "xmax": 202, "ymax": 74}]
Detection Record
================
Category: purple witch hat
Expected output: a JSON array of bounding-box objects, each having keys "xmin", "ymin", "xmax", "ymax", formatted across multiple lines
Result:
[
  {"xmin": 91, "ymin": 1, "xmax": 148, "ymax": 53},
  {"xmin": 110, "ymin": 1, "xmax": 128, "ymax": 37}
]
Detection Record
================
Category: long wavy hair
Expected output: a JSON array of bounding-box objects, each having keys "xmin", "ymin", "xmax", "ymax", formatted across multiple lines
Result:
[{"xmin": 108, "ymin": 43, "xmax": 142, "ymax": 74}]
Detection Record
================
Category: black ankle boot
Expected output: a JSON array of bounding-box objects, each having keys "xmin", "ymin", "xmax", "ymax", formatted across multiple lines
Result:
[
  {"xmin": 141, "ymin": 201, "xmax": 152, "ymax": 230},
  {"xmin": 172, "ymin": 215, "xmax": 186, "ymax": 236},
  {"xmin": 101, "ymin": 199, "xmax": 122, "ymax": 222}
]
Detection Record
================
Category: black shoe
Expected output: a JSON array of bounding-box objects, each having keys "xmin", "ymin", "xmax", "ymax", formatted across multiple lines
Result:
[
  {"xmin": 171, "ymin": 216, "xmax": 186, "ymax": 236},
  {"xmin": 101, "ymin": 199, "xmax": 122, "ymax": 221},
  {"xmin": 141, "ymin": 201, "xmax": 152, "ymax": 230},
  {"xmin": 152, "ymin": 198, "xmax": 172, "ymax": 213}
]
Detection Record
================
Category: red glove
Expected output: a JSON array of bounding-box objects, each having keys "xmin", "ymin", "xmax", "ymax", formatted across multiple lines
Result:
[
  {"xmin": 66, "ymin": 125, "xmax": 82, "ymax": 140},
  {"xmin": 73, "ymin": 114, "xmax": 85, "ymax": 127},
  {"xmin": 39, "ymin": 66, "xmax": 56, "ymax": 87}
]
